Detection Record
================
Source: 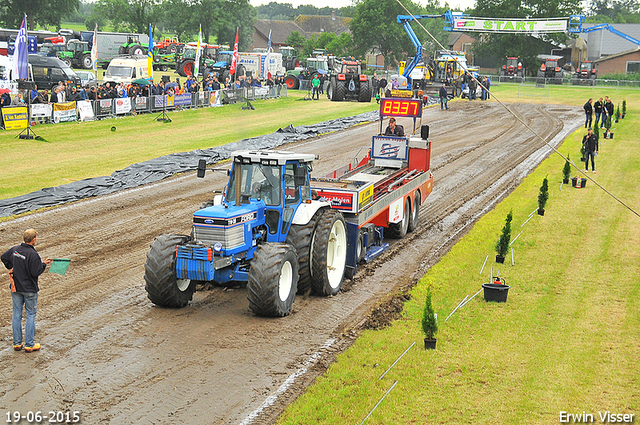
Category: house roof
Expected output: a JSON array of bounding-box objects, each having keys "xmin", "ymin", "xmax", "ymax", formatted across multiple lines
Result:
[
  {"xmin": 293, "ymin": 15, "xmax": 351, "ymax": 36},
  {"xmin": 579, "ymin": 23, "xmax": 640, "ymax": 58},
  {"xmin": 594, "ymin": 46, "xmax": 640, "ymax": 63},
  {"xmin": 254, "ymin": 19, "xmax": 307, "ymax": 46}
]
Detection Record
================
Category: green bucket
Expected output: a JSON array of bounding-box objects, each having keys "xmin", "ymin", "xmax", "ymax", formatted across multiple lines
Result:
[{"xmin": 49, "ymin": 258, "xmax": 71, "ymax": 276}]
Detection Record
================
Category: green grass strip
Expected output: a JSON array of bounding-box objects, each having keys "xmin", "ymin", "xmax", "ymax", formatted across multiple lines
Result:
[{"xmin": 278, "ymin": 91, "xmax": 640, "ymax": 424}]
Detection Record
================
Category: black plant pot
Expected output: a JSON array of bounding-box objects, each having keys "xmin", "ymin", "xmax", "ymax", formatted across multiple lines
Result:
[
  {"xmin": 563, "ymin": 178, "xmax": 569, "ymax": 184},
  {"xmin": 572, "ymin": 177, "xmax": 587, "ymax": 188},
  {"xmin": 580, "ymin": 157, "xmax": 585, "ymax": 162},
  {"xmin": 482, "ymin": 283, "xmax": 510, "ymax": 302},
  {"xmin": 615, "ymin": 119, "xmax": 619, "ymax": 123},
  {"xmin": 538, "ymin": 208, "xmax": 545, "ymax": 216},
  {"xmin": 621, "ymin": 114, "xmax": 625, "ymax": 119},
  {"xmin": 424, "ymin": 338, "xmax": 437, "ymax": 350},
  {"xmin": 495, "ymin": 254, "xmax": 505, "ymax": 264}
]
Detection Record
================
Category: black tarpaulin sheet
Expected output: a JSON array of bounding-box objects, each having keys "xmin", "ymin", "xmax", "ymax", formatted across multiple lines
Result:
[{"xmin": 0, "ymin": 111, "xmax": 381, "ymax": 218}]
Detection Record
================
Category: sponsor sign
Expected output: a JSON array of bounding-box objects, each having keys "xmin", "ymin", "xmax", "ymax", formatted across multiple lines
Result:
[
  {"xmin": 358, "ymin": 184, "xmax": 374, "ymax": 210},
  {"xmin": 1, "ymin": 106, "xmax": 28, "ymax": 130},
  {"xmin": 174, "ymin": 93, "xmax": 192, "ymax": 107},
  {"xmin": 154, "ymin": 95, "xmax": 174, "ymax": 109},
  {"xmin": 389, "ymin": 197, "xmax": 404, "ymax": 224},
  {"xmin": 254, "ymin": 87, "xmax": 269, "ymax": 97},
  {"xmin": 452, "ymin": 17, "xmax": 568, "ymax": 33},
  {"xmin": 209, "ymin": 90, "xmax": 222, "ymax": 107},
  {"xmin": 135, "ymin": 96, "xmax": 148, "ymax": 111},
  {"xmin": 372, "ymin": 136, "xmax": 408, "ymax": 160},
  {"xmin": 30, "ymin": 104, "xmax": 52, "ymax": 119},
  {"xmin": 53, "ymin": 101, "xmax": 77, "ymax": 123},
  {"xmin": 98, "ymin": 99, "xmax": 112, "ymax": 115},
  {"xmin": 317, "ymin": 190, "xmax": 355, "ymax": 212},
  {"xmin": 115, "ymin": 97, "xmax": 132, "ymax": 114},
  {"xmin": 77, "ymin": 100, "xmax": 94, "ymax": 121}
]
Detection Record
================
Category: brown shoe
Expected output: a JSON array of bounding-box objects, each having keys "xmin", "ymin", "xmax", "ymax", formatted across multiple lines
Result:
[{"xmin": 24, "ymin": 343, "xmax": 41, "ymax": 353}]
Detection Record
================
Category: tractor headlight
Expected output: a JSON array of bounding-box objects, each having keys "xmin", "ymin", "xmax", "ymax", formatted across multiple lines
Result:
[{"xmin": 213, "ymin": 242, "xmax": 223, "ymax": 252}]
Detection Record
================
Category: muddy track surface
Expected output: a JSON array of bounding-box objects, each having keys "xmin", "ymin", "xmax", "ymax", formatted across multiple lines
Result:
[{"xmin": 0, "ymin": 102, "xmax": 581, "ymax": 424}]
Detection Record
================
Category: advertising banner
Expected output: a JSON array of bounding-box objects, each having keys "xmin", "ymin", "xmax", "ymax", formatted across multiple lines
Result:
[
  {"xmin": 154, "ymin": 95, "xmax": 174, "ymax": 109},
  {"xmin": 135, "ymin": 96, "xmax": 148, "ymax": 111},
  {"xmin": 174, "ymin": 93, "xmax": 192, "ymax": 107},
  {"xmin": 209, "ymin": 90, "xmax": 222, "ymax": 107},
  {"xmin": 1, "ymin": 106, "xmax": 28, "ymax": 130},
  {"xmin": 115, "ymin": 97, "xmax": 132, "ymax": 114},
  {"xmin": 452, "ymin": 17, "xmax": 568, "ymax": 33},
  {"xmin": 388, "ymin": 197, "xmax": 404, "ymax": 224},
  {"xmin": 77, "ymin": 100, "xmax": 94, "ymax": 121},
  {"xmin": 98, "ymin": 99, "xmax": 112, "ymax": 116},
  {"xmin": 53, "ymin": 101, "xmax": 77, "ymax": 123},
  {"xmin": 30, "ymin": 104, "xmax": 52, "ymax": 119}
]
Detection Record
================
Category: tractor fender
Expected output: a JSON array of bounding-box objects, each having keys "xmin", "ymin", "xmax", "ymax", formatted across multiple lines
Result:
[{"xmin": 292, "ymin": 201, "xmax": 331, "ymax": 225}]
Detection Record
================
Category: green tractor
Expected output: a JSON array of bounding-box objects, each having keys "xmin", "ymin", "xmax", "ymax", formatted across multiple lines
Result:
[
  {"xmin": 59, "ymin": 40, "xmax": 93, "ymax": 69},
  {"xmin": 118, "ymin": 35, "xmax": 147, "ymax": 56}
]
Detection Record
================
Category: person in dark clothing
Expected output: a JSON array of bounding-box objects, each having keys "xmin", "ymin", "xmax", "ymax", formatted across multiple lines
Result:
[
  {"xmin": 439, "ymin": 82, "xmax": 449, "ymax": 110},
  {"xmin": 603, "ymin": 97, "xmax": 614, "ymax": 128},
  {"xmin": 593, "ymin": 97, "xmax": 603, "ymax": 128},
  {"xmin": 583, "ymin": 98, "xmax": 593, "ymax": 128},
  {"xmin": 384, "ymin": 117, "xmax": 405, "ymax": 136},
  {"xmin": 582, "ymin": 128, "xmax": 598, "ymax": 173},
  {"xmin": 468, "ymin": 76, "xmax": 477, "ymax": 100},
  {"xmin": 1, "ymin": 229, "xmax": 52, "ymax": 352}
]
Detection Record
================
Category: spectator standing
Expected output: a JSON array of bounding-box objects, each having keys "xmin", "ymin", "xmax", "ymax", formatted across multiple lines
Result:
[
  {"xmin": 582, "ymin": 127, "xmax": 598, "ymax": 173},
  {"xmin": 372, "ymin": 73, "xmax": 379, "ymax": 97},
  {"xmin": 11, "ymin": 91, "xmax": 26, "ymax": 106},
  {"xmin": 485, "ymin": 76, "xmax": 491, "ymax": 99},
  {"xmin": 468, "ymin": 77, "xmax": 477, "ymax": 101},
  {"xmin": 583, "ymin": 98, "xmax": 593, "ymax": 128},
  {"xmin": 604, "ymin": 97, "xmax": 614, "ymax": 128},
  {"xmin": 391, "ymin": 78, "xmax": 399, "ymax": 90},
  {"xmin": 1, "ymin": 229, "xmax": 52, "ymax": 352},
  {"xmin": 311, "ymin": 74, "xmax": 321, "ymax": 100},
  {"xmin": 378, "ymin": 76, "xmax": 387, "ymax": 97},
  {"xmin": 439, "ymin": 82, "xmax": 449, "ymax": 110},
  {"xmin": 593, "ymin": 97, "xmax": 603, "ymax": 128}
]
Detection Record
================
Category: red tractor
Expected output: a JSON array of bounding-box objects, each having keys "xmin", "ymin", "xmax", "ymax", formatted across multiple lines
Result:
[
  {"xmin": 326, "ymin": 57, "xmax": 372, "ymax": 102},
  {"xmin": 499, "ymin": 56, "xmax": 525, "ymax": 80},
  {"xmin": 572, "ymin": 61, "xmax": 597, "ymax": 85},
  {"xmin": 156, "ymin": 37, "xmax": 181, "ymax": 54}
]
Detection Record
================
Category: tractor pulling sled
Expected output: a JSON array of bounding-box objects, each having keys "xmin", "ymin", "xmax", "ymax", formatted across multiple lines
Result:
[{"xmin": 144, "ymin": 97, "xmax": 433, "ymax": 316}]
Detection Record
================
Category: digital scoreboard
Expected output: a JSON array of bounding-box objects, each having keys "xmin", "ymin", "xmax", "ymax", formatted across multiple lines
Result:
[{"xmin": 380, "ymin": 98, "xmax": 422, "ymax": 118}]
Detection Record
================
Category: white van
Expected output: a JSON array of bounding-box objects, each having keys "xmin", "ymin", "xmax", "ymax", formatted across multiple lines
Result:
[{"xmin": 104, "ymin": 56, "xmax": 149, "ymax": 84}]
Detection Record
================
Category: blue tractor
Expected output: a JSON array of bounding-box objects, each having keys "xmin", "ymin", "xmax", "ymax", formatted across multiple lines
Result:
[{"xmin": 144, "ymin": 150, "xmax": 348, "ymax": 317}]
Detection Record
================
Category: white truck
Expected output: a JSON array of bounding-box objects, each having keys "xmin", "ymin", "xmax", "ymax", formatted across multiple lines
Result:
[
  {"xmin": 237, "ymin": 52, "xmax": 285, "ymax": 80},
  {"xmin": 103, "ymin": 56, "xmax": 149, "ymax": 85}
]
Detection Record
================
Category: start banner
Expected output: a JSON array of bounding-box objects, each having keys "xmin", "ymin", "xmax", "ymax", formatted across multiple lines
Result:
[
  {"xmin": 1, "ymin": 106, "xmax": 28, "ymax": 130},
  {"xmin": 452, "ymin": 17, "xmax": 568, "ymax": 33},
  {"xmin": 53, "ymin": 101, "xmax": 77, "ymax": 123}
]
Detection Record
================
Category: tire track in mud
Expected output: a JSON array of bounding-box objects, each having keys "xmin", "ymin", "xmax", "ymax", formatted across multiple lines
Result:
[{"xmin": 0, "ymin": 102, "xmax": 581, "ymax": 424}]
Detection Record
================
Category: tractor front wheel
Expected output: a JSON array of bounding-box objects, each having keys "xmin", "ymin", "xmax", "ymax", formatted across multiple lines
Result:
[
  {"xmin": 82, "ymin": 54, "xmax": 92, "ymax": 69},
  {"xmin": 247, "ymin": 243, "xmax": 299, "ymax": 317},
  {"xmin": 144, "ymin": 234, "xmax": 195, "ymax": 308}
]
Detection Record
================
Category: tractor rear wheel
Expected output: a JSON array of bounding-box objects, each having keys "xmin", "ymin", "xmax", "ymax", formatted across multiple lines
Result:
[
  {"xmin": 129, "ymin": 45, "xmax": 144, "ymax": 55},
  {"xmin": 62, "ymin": 58, "xmax": 72, "ymax": 67},
  {"xmin": 286, "ymin": 211, "xmax": 324, "ymax": 295},
  {"xmin": 334, "ymin": 80, "xmax": 346, "ymax": 101},
  {"xmin": 82, "ymin": 54, "xmax": 92, "ymax": 69},
  {"xmin": 408, "ymin": 191, "xmax": 421, "ymax": 232},
  {"xmin": 247, "ymin": 243, "xmax": 299, "ymax": 317},
  {"xmin": 358, "ymin": 80, "xmax": 372, "ymax": 102},
  {"xmin": 387, "ymin": 197, "xmax": 411, "ymax": 239},
  {"xmin": 311, "ymin": 210, "xmax": 347, "ymax": 296},
  {"xmin": 144, "ymin": 234, "xmax": 195, "ymax": 308},
  {"xmin": 178, "ymin": 60, "xmax": 195, "ymax": 77},
  {"xmin": 284, "ymin": 75, "xmax": 299, "ymax": 89}
]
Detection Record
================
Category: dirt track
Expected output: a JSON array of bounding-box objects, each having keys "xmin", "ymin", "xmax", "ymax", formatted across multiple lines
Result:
[{"xmin": 0, "ymin": 101, "xmax": 581, "ymax": 424}]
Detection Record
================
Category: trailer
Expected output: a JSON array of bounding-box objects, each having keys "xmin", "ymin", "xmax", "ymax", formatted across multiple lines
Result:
[
  {"xmin": 144, "ymin": 97, "xmax": 433, "ymax": 316},
  {"xmin": 79, "ymin": 31, "xmax": 149, "ymax": 69}
]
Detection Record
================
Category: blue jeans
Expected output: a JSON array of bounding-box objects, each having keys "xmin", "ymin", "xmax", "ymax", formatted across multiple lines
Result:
[
  {"xmin": 585, "ymin": 112, "xmax": 592, "ymax": 128},
  {"xmin": 12, "ymin": 292, "xmax": 38, "ymax": 347},
  {"xmin": 440, "ymin": 97, "xmax": 448, "ymax": 109},
  {"xmin": 585, "ymin": 151, "xmax": 596, "ymax": 171},
  {"xmin": 594, "ymin": 112, "xmax": 601, "ymax": 127}
]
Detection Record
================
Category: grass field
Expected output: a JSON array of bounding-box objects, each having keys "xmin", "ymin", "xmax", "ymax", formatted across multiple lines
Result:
[
  {"xmin": 0, "ymin": 91, "xmax": 377, "ymax": 201},
  {"xmin": 277, "ymin": 88, "xmax": 640, "ymax": 424}
]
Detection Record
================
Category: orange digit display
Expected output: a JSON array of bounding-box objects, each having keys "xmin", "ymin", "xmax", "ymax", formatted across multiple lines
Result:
[{"xmin": 380, "ymin": 98, "xmax": 422, "ymax": 118}]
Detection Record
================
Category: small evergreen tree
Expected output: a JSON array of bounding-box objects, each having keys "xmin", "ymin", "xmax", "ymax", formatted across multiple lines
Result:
[
  {"xmin": 605, "ymin": 115, "xmax": 612, "ymax": 131},
  {"xmin": 421, "ymin": 290, "xmax": 438, "ymax": 340},
  {"xmin": 538, "ymin": 177, "xmax": 549, "ymax": 213},
  {"xmin": 563, "ymin": 154, "xmax": 571, "ymax": 182},
  {"xmin": 615, "ymin": 104, "xmax": 620, "ymax": 122},
  {"xmin": 495, "ymin": 210, "xmax": 513, "ymax": 259},
  {"xmin": 622, "ymin": 99, "xmax": 626, "ymax": 116},
  {"xmin": 593, "ymin": 125, "xmax": 599, "ymax": 141}
]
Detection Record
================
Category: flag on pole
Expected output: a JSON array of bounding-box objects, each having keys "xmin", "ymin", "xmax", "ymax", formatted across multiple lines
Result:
[
  {"xmin": 12, "ymin": 15, "xmax": 28, "ymax": 80},
  {"xmin": 148, "ymin": 23, "xmax": 154, "ymax": 81},
  {"xmin": 264, "ymin": 29, "xmax": 272, "ymax": 79},
  {"xmin": 230, "ymin": 27, "xmax": 239, "ymax": 77},
  {"xmin": 91, "ymin": 23, "xmax": 98, "ymax": 71},
  {"xmin": 194, "ymin": 25, "xmax": 202, "ymax": 78}
]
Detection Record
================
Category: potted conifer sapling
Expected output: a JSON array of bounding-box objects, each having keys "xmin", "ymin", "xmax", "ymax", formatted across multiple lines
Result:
[
  {"xmin": 615, "ymin": 104, "xmax": 620, "ymax": 123},
  {"xmin": 562, "ymin": 155, "xmax": 571, "ymax": 184},
  {"xmin": 621, "ymin": 100, "xmax": 626, "ymax": 119},
  {"xmin": 495, "ymin": 210, "xmax": 513, "ymax": 263},
  {"xmin": 422, "ymin": 290, "xmax": 438, "ymax": 349},
  {"xmin": 604, "ymin": 116, "xmax": 613, "ymax": 139},
  {"xmin": 538, "ymin": 177, "xmax": 549, "ymax": 216}
]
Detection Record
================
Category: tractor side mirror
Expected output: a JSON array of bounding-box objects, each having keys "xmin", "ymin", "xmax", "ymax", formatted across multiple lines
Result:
[{"xmin": 197, "ymin": 159, "xmax": 206, "ymax": 178}]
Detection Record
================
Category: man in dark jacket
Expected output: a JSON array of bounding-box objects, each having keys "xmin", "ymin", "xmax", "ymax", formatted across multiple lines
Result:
[
  {"xmin": 583, "ymin": 98, "xmax": 593, "ymax": 128},
  {"xmin": 582, "ymin": 128, "xmax": 598, "ymax": 173},
  {"xmin": 1, "ymin": 229, "xmax": 52, "ymax": 352},
  {"xmin": 603, "ymin": 97, "xmax": 614, "ymax": 128},
  {"xmin": 384, "ymin": 117, "xmax": 405, "ymax": 136},
  {"xmin": 439, "ymin": 82, "xmax": 449, "ymax": 110},
  {"xmin": 593, "ymin": 97, "xmax": 603, "ymax": 128}
]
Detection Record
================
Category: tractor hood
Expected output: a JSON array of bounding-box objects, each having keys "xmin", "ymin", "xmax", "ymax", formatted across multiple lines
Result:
[
  {"xmin": 212, "ymin": 60, "xmax": 228, "ymax": 69},
  {"xmin": 193, "ymin": 201, "xmax": 264, "ymax": 222}
]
